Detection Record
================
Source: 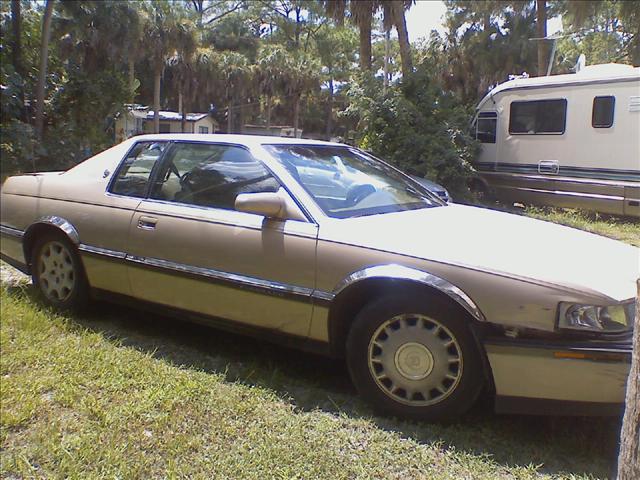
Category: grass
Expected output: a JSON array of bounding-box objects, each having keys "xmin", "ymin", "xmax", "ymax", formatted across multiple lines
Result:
[
  {"xmin": 0, "ymin": 208, "xmax": 636, "ymax": 479},
  {"xmin": 0, "ymin": 284, "xmax": 624, "ymax": 479}
]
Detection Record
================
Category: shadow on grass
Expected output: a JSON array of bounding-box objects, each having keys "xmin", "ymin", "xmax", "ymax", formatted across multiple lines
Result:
[{"xmin": 6, "ymin": 285, "xmax": 622, "ymax": 478}]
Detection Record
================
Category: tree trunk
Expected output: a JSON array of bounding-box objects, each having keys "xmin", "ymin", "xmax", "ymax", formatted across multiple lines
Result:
[
  {"xmin": 359, "ymin": 17, "xmax": 372, "ymax": 71},
  {"xmin": 383, "ymin": 29, "xmax": 390, "ymax": 93},
  {"xmin": 128, "ymin": 57, "xmax": 135, "ymax": 103},
  {"xmin": 394, "ymin": 4, "xmax": 413, "ymax": 79},
  {"xmin": 617, "ymin": 280, "xmax": 640, "ymax": 479},
  {"xmin": 266, "ymin": 95, "xmax": 272, "ymax": 129},
  {"xmin": 238, "ymin": 95, "xmax": 245, "ymax": 133},
  {"xmin": 483, "ymin": 12, "xmax": 491, "ymax": 32},
  {"xmin": 179, "ymin": 91, "xmax": 186, "ymax": 133},
  {"xmin": 11, "ymin": 0, "xmax": 21, "ymax": 75},
  {"xmin": 293, "ymin": 93, "xmax": 300, "ymax": 138},
  {"xmin": 11, "ymin": 0, "xmax": 26, "ymax": 122},
  {"xmin": 153, "ymin": 65, "xmax": 161, "ymax": 134},
  {"xmin": 326, "ymin": 78, "xmax": 334, "ymax": 140},
  {"xmin": 227, "ymin": 103, "xmax": 232, "ymax": 133},
  {"xmin": 35, "ymin": 0, "xmax": 54, "ymax": 141},
  {"xmin": 536, "ymin": 0, "xmax": 548, "ymax": 77}
]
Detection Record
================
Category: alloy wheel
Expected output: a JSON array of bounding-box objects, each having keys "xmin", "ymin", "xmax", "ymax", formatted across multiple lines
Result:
[{"xmin": 37, "ymin": 240, "xmax": 76, "ymax": 303}]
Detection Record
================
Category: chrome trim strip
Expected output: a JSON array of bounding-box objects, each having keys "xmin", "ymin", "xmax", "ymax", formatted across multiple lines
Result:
[
  {"xmin": 78, "ymin": 244, "xmax": 127, "ymax": 260},
  {"xmin": 28, "ymin": 216, "xmax": 80, "ymax": 244},
  {"xmin": 0, "ymin": 225, "xmax": 24, "ymax": 239},
  {"xmin": 312, "ymin": 290, "xmax": 335, "ymax": 302},
  {"xmin": 333, "ymin": 264, "xmax": 485, "ymax": 322},
  {"xmin": 511, "ymin": 186, "xmax": 624, "ymax": 202},
  {"xmin": 479, "ymin": 171, "xmax": 638, "ymax": 188},
  {"xmin": 78, "ymin": 242, "xmax": 333, "ymax": 304},
  {"xmin": 126, "ymin": 254, "xmax": 324, "ymax": 302}
]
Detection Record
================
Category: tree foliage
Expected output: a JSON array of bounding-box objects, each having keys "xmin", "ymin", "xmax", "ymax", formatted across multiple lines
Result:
[
  {"xmin": 1, "ymin": 0, "xmax": 637, "ymax": 194},
  {"xmin": 344, "ymin": 64, "xmax": 477, "ymax": 198}
]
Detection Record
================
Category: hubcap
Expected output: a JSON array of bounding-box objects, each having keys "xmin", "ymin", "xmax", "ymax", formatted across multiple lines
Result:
[
  {"xmin": 37, "ymin": 241, "xmax": 75, "ymax": 302},
  {"xmin": 368, "ymin": 314, "xmax": 463, "ymax": 406},
  {"xmin": 394, "ymin": 342, "xmax": 434, "ymax": 380}
]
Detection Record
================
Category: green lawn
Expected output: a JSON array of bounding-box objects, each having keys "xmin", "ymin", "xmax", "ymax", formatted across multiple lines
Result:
[{"xmin": 1, "ymin": 209, "xmax": 636, "ymax": 479}]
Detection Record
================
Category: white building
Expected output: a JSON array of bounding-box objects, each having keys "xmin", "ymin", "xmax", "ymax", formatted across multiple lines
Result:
[{"xmin": 115, "ymin": 105, "xmax": 217, "ymax": 142}]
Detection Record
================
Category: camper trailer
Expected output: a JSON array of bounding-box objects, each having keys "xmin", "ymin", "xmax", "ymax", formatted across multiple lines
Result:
[{"xmin": 472, "ymin": 63, "xmax": 640, "ymax": 217}]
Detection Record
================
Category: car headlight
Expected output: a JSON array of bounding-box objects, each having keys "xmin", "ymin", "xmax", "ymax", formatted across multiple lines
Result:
[{"xmin": 558, "ymin": 301, "xmax": 636, "ymax": 333}]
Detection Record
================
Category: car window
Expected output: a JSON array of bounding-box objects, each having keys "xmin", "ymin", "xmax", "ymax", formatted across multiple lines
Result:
[
  {"xmin": 151, "ymin": 142, "xmax": 280, "ymax": 211},
  {"xmin": 110, "ymin": 142, "xmax": 167, "ymax": 198},
  {"xmin": 265, "ymin": 145, "xmax": 442, "ymax": 218}
]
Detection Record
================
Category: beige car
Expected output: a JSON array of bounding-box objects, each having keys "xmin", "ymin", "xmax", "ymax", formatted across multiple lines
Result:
[{"xmin": 1, "ymin": 134, "xmax": 638, "ymax": 421}]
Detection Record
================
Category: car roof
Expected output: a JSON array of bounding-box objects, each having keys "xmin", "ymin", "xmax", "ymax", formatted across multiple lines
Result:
[{"xmin": 127, "ymin": 133, "xmax": 347, "ymax": 149}]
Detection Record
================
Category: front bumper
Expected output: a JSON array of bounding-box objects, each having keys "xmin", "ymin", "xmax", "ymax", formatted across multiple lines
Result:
[{"xmin": 485, "ymin": 337, "xmax": 631, "ymax": 416}]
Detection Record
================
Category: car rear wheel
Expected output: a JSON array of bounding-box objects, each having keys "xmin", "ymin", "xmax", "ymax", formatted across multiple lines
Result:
[
  {"xmin": 32, "ymin": 233, "xmax": 89, "ymax": 311},
  {"xmin": 346, "ymin": 294, "xmax": 484, "ymax": 421}
]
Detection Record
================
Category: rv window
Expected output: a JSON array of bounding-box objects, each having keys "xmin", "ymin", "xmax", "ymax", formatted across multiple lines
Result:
[
  {"xmin": 592, "ymin": 96, "xmax": 615, "ymax": 128},
  {"xmin": 509, "ymin": 99, "xmax": 567, "ymax": 134},
  {"xmin": 476, "ymin": 112, "xmax": 497, "ymax": 143}
]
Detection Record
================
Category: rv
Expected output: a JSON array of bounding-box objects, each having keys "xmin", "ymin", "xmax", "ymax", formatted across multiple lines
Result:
[{"xmin": 471, "ymin": 63, "xmax": 640, "ymax": 217}]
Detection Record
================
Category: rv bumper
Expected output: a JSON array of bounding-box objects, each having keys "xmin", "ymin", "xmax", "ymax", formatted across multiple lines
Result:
[{"xmin": 485, "ymin": 338, "xmax": 631, "ymax": 416}]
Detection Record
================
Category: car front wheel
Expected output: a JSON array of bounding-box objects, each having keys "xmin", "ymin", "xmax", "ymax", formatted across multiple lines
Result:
[
  {"xmin": 32, "ymin": 233, "xmax": 89, "ymax": 311},
  {"xmin": 346, "ymin": 294, "xmax": 485, "ymax": 421}
]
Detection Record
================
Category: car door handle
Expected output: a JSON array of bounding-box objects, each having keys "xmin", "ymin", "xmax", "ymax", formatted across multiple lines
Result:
[{"xmin": 137, "ymin": 216, "xmax": 158, "ymax": 230}]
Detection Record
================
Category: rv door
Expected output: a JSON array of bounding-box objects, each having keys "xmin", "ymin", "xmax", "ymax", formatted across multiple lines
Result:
[{"xmin": 474, "ymin": 111, "xmax": 498, "ymax": 168}]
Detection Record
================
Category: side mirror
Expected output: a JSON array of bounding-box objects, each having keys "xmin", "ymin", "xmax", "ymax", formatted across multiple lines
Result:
[{"xmin": 235, "ymin": 191, "xmax": 286, "ymax": 219}]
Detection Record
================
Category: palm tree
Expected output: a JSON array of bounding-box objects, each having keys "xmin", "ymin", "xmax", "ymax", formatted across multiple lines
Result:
[
  {"xmin": 325, "ymin": 0, "xmax": 376, "ymax": 71},
  {"xmin": 381, "ymin": 0, "xmax": 414, "ymax": 78},
  {"xmin": 283, "ymin": 52, "xmax": 320, "ymax": 137},
  {"xmin": 218, "ymin": 51, "xmax": 252, "ymax": 133},
  {"xmin": 10, "ymin": 0, "xmax": 26, "ymax": 122},
  {"xmin": 143, "ymin": 1, "xmax": 188, "ymax": 133},
  {"xmin": 35, "ymin": 0, "xmax": 55, "ymax": 141},
  {"xmin": 55, "ymin": 1, "xmax": 146, "ymax": 96},
  {"xmin": 536, "ymin": 0, "xmax": 548, "ymax": 76},
  {"xmin": 255, "ymin": 44, "xmax": 289, "ymax": 128},
  {"xmin": 166, "ymin": 17, "xmax": 198, "ymax": 132}
]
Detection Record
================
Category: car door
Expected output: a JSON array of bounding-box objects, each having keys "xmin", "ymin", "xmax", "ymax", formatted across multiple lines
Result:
[
  {"xmin": 64, "ymin": 140, "xmax": 169, "ymax": 296},
  {"xmin": 125, "ymin": 141, "xmax": 318, "ymax": 338}
]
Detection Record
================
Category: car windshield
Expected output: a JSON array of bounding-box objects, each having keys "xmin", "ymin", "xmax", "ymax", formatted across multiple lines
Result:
[{"xmin": 264, "ymin": 145, "xmax": 442, "ymax": 219}]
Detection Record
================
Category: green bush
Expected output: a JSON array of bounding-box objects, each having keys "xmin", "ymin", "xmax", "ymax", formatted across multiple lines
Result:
[
  {"xmin": 1, "ymin": 119, "xmax": 36, "ymax": 178},
  {"xmin": 344, "ymin": 65, "xmax": 479, "ymax": 200}
]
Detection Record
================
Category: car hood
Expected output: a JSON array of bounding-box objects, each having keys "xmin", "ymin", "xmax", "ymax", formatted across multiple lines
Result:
[{"xmin": 321, "ymin": 204, "xmax": 639, "ymax": 302}]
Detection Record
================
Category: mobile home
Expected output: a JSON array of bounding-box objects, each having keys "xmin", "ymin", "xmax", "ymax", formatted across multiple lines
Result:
[{"xmin": 472, "ymin": 63, "xmax": 640, "ymax": 217}]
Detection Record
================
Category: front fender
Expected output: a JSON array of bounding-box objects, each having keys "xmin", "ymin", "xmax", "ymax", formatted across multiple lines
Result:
[{"xmin": 332, "ymin": 264, "xmax": 485, "ymax": 322}]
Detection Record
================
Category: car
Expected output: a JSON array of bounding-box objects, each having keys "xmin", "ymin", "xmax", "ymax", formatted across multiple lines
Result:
[
  {"xmin": 410, "ymin": 175, "xmax": 450, "ymax": 203},
  {"xmin": 1, "ymin": 134, "xmax": 637, "ymax": 421}
]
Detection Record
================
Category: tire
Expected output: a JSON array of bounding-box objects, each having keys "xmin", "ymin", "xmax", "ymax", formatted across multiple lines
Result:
[
  {"xmin": 469, "ymin": 179, "xmax": 494, "ymax": 204},
  {"xmin": 346, "ymin": 294, "xmax": 485, "ymax": 421},
  {"xmin": 31, "ymin": 232, "xmax": 89, "ymax": 312}
]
